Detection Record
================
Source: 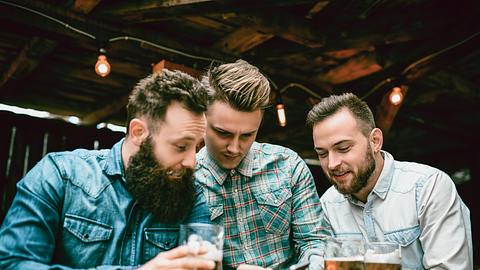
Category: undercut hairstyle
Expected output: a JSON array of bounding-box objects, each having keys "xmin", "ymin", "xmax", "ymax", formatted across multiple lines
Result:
[
  {"xmin": 126, "ymin": 69, "xmax": 209, "ymax": 134},
  {"xmin": 203, "ymin": 59, "xmax": 271, "ymax": 111},
  {"xmin": 306, "ymin": 92, "xmax": 376, "ymax": 136}
]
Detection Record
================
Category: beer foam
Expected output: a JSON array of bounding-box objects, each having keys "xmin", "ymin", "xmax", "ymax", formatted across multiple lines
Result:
[
  {"xmin": 364, "ymin": 250, "xmax": 401, "ymax": 264},
  {"xmin": 325, "ymin": 256, "xmax": 364, "ymax": 261}
]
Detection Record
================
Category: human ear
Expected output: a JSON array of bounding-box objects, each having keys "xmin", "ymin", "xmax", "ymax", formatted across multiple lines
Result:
[
  {"xmin": 370, "ymin": 128, "xmax": 383, "ymax": 153},
  {"xmin": 128, "ymin": 118, "xmax": 149, "ymax": 146}
]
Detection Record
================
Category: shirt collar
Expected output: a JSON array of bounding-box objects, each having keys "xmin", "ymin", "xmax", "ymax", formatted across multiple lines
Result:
[
  {"xmin": 103, "ymin": 138, "xmax": 126, "ymax": 180},
  {"xmin": 197, "ymin": 142, "xmax": 256, "ymax": 185},
  {"xmin": 371, "ymin": 150, "xmax": 395, "ymax": 200}
]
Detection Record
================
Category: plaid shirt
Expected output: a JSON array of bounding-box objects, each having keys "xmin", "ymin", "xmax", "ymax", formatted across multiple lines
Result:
[{"xmin": 195, "ymin": 142, "xmax": 327, "ymax": 270}]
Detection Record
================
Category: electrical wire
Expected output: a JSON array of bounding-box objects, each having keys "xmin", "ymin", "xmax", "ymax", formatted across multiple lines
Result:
[
  {"xmin": 279, "ymin": 83, "xmax": 323, "ymax": 99},
  {"xmin": 108, "ymin": 36, "xmax": 223, "ymax": 63},
  {"xmin": 0, "ymin": 0, "xmax": 96, "ymax": 40},
  {"xmin": 363, "ymin": 30, "xmax": 480, "ymax": 100}
]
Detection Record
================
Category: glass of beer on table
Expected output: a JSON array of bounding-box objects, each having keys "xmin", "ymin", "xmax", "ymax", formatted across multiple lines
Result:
[
  {"xmin": 364, "ymin": 242, "xmax": 402, "ymax": 270},
  {"xmin": 179, "ymin": 223, "xmax": 224, "ymax": 270},
  {"xmin": 324, "ymin": 238, "xmax": 365, "ymax": 270}
]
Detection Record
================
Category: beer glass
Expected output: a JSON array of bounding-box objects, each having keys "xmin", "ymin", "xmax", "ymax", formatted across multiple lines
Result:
[
  {"xmin": 324, "ymin": 238, "xmax": 365, "ymax": 270},
  {"xmin": 179, "ymin": 223, "xmax": 224, "ymax": 270},
  {"xmin": 364, "ymin": 242, "xmax": 402, "ymax": 270}
]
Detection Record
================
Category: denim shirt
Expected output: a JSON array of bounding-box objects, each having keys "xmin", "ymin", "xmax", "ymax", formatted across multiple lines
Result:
[
  {"xmin": 0, "ymin": 139, "xmax": 210, "ymax": 270},
  {"xmin": 320, "ymin": 151, "xmax": 473, "ymax": 270}
]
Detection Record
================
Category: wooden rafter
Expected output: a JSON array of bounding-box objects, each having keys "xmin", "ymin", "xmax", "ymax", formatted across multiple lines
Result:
[
  {"xmin": 73, "ymin": 0, "xmax": 102, "ymax": 14},
  {"xmin": 0, "ymin": 37, "xmax": 56, "ymax": 88},
  {"xmin": 215, "ymin": 27, "xmax": 273, "ymax": 55}
]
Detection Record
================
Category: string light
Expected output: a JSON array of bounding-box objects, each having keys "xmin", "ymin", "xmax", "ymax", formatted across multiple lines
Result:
[
  {"xmin": 95, "ymin": 48, "xmax": 111, "ymax": 77},
  {"xmin": 275, "ymin": 93, "xmax": 287, "ymax": 127},
  {"xmin": 389, "ymin": 86, "xmax": 404, "ymax": 105}
]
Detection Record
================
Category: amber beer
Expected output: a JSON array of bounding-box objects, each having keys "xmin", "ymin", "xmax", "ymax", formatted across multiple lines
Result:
[
  {"xmin": 364, "ymin": 242, "xmax": 402, "ymax": 270},
  {"xmin": 364, "ymin": 253, "xmax": 401, "ymax": 270},
  {"xmin": 324, "ymin": 257, "xmax": 365, "ymax": 270},
  {"xmin": 364, "ymin": 262, "xmax": 401, "ymax": 270}
]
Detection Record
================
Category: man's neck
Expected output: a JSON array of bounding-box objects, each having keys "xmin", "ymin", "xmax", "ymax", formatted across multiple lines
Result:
[{"xmin": 353, "ymin": 152, "xmax": 385, "ymax": 203}]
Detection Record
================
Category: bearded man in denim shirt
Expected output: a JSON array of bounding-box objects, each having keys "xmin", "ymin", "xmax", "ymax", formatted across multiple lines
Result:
[
  {"xmin": 195, "ymin": 60, "xmax": 327, "ymax": 270},
  {"xmin": 307, "ymin": 93, "xmax": 472, "ymax": 269},
  {"xmin": 0, "ymin": 70, "xmax": 216, "ymax": 270}
]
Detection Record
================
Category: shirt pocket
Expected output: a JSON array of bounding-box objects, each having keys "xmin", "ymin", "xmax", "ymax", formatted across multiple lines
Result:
[
  {"xmin": 254, "ymin": 188, "xmax": 292, "ymax": 234},
  {"xmin": 209, "ymin": 204, "xmax": 224, "ymax": 222},
  {"xmin": 62, "ymin": 214, "xmax": 113, "ymax": 267},
  {"xmin": 384, "ymin": 225, "xmax": 423, "ymax": 270},
  {"xmin": 143, "ymin": 227, "xmax": 179, "ymax": 262}
]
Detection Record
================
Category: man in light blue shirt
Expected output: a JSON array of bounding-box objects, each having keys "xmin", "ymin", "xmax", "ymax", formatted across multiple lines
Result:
[
  {"xmin": 306, "ymin": 93, "xmax": 472, "ymax": 269},
  {"xmin": 0, "ymin": 70, "xmax": 215, "ymax": 270}
]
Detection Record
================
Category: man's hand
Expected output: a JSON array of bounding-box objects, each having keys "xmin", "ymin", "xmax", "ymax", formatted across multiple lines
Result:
[
  {"xmin": 237, "ymin": 264, "xmax": 272, "ymax": 270},
  {"xmin": 138, "ymin": 245, "xmax": 215, "ymax": 270}
]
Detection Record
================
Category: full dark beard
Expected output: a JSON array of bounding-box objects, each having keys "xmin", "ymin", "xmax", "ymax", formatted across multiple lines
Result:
[
  {"xmin": 125, "ymin": 138, "xmax": 196, "ymax": 224},
  {"xmin": 328, "ymin": 144, "xmax": 376, "ymax": 195}
]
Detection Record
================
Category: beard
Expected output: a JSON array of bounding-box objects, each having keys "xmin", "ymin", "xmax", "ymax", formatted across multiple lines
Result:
[
  {"xmin": 327, "ymin": 144, "xmax": 376, "ymax": 195},
  {"xmin": 125, "ymin": 138, "xmax": 196, "ymax": 224}
]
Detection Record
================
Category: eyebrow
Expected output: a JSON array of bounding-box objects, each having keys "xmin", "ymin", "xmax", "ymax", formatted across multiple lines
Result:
[
  {"xmin": 314, "ymin": 139, "xmax": 352, "ymax": 151},
  {"xmin": 212, "ymin": 125, "xmax": 257, "ymax": 135}
]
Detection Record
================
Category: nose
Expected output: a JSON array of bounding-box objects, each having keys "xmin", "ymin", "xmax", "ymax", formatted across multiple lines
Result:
[
  {"xmin": 226, "ymin": 137, "xmax": 240, "ymax": 155},
  {"xmin": 327, "ymin": 152, "xmax": 342, "ymax": 171},
  {"xmin": 181, "ymin": 149, "xmax": 196, "ymax": 169}
]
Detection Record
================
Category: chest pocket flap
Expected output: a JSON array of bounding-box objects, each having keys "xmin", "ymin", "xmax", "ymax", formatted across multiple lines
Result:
[
  {"xmin": 145, "ymin": 227, "xmax": 179, "ymax": 250},
  {"xmin": 64, "ymin": 214, "xmax": 112, "ymax": 243},
  {"xmin": 209, "ymin": 204, "xmax": 224, "ymax": 221},
  {"xmin": 384, "ymin": 225, "xmax": 421, "ymax": 247},
  {"xmin": 255, "ymin": 188, "xmax": 291, "ymax": 206},
  {"xmin": 254, "ymin": 188, "xmax": 292, "ymax": 234}
]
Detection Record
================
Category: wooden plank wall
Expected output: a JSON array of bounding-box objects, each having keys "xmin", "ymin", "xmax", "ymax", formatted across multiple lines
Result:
[{"xmin": 0, "ymin": 111, "xmax": 124, "ymax": 222}]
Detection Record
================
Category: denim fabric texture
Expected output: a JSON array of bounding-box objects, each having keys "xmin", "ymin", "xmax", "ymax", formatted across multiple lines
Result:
[{"xmin": 0, "ymin": 139, "xmax": 210, "ymax": 269}]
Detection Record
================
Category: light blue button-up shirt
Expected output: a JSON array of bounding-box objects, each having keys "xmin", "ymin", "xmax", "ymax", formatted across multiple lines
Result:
[
  {"xmin": 320, "ymin": 151, "xmax": 472, "ymax": 270},
  {"xmin": 0, "ymin": 139, "xmax": 210, "ymax": 270}
]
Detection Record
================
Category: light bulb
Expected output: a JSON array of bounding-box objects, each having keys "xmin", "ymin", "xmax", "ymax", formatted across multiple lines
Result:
[
  {"xmin": 95, "ymin": 54, "xmax": 111, "ymax": 77},
  {"xmin": 276, "ymin": 103, "xmax": 287, "ymax": 127},
  {"xmin": 389, "ymin": 86, "xmax": 403, "ymax": 105}
]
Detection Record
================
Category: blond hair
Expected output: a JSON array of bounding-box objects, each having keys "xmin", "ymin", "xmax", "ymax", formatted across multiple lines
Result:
[{"xmin": 204, "ymin": 60, "xmax": 271, "ymax": 111}]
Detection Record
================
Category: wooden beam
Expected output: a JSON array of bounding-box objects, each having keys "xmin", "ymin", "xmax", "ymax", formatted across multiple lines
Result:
[
  {"xmin": 0, "ymin": 0, "xmax": 100, "ymax": 91},
  {"xmin": 0, "ymin": 37, "xmax": 56, "ymax": 88},
  {"xmin": 152, "ymin": 60, "xmax": 203, "ymax": 78},
  {"xmin": 315, "ymin": 52, "xmax": 382, "ymax": 84},
  {"xmin": 101, "ymin": 0, "xmax": 319, "ymax": 19},
  {"xmin": 3, "ymin": 0, "xmax": 234, "ymax": 63},
  {"xmin": 73, "ymin": 0, "xmax": 102, "ymax": 14},
  {"xmin": 305, "ymin": 0, "xmax": 329, "ymax": 19},
  {"xmin": 215, "ymin": 27, "xmax": 273, "ymax": 55},
  {"xmin": 81, "ymin": 95, "xmax": 129, "ymax": 126},
  {"xmin": 81, "ymin": 60, "xmax": 204, "ymax": 126}
]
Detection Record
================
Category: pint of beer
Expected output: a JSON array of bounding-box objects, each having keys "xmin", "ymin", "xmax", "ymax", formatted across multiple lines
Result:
[
  {"xmin": 179, "ymin": 223, "xmax": 224, "ymax": 270},
  {"xmin": 324, "ymin": 238, "xmax": 365, "ymax": 270},
  {"xmin": 364, "ymin": 242, "xmax": 401, "ymax": 270},
  {"xmin": 324, "ymin": 256, "xmax": 365, "ymax": 270}
]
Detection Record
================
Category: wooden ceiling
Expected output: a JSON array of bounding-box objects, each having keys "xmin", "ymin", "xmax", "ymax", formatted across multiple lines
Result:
[{"xmin": 0, "ymin": 0, "xmax": 479, "ymax": 173}]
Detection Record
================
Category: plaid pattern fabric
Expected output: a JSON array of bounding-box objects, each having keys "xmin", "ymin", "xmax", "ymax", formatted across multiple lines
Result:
[{"xmin": 195, "ymin": 142, "xmax": 327, "ymax": 270}]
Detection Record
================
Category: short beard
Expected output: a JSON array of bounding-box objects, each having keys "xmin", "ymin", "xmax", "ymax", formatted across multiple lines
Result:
[
  {"xmin": 329, "ymin": 144, "xmax": 376, "ymax": 195},
  {"xmin": 125, "ymin": 138, "xmax": 196, "ymax": 224}
]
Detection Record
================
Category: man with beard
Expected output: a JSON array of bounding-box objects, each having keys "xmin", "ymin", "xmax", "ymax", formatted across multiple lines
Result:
[
  {"xmin": 0, "ymin": 70, "xmax": 216, "ymax": 270},
  {"xmin": 306, "ymin": 93, "xmax": 473, "ymax": 269},
  {"xmin": 195, "ymin": 60, "xmax": 327, "ymax": 270}
]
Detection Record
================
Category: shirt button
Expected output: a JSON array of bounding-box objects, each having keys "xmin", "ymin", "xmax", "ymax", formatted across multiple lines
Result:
[
  {"xmin": 230, "ymin": 169, "xmax": 235, "ymax": 176},
  {"xmin": 234, "ymin": 189, "xmax": 238, "ymax": 193}
]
